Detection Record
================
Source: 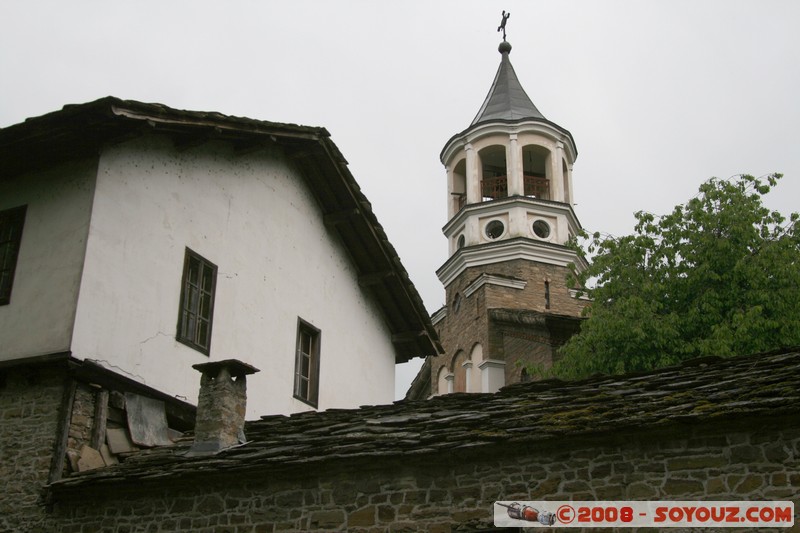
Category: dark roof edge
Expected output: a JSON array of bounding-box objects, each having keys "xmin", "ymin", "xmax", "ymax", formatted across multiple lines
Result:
[
  {"xmin": 313, "ymin": 137, "xmax": 443, "ymax": 360},
  {"xmin": 2, "ymin": 96, "xmax": 330, "ymax": 140}
]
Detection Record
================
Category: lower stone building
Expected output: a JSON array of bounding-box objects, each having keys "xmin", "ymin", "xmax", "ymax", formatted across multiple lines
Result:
[{"xmin": 2, "ymin": 348, "xmax": 798, "ymax": 532}]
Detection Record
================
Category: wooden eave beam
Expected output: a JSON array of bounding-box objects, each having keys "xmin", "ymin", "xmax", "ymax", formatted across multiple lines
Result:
[
  {"xmin": 323, "ymin": 208, "xmax": 361, "ymax": 226},
  {"xmin": 173, "ymin": 135, "xmax": 213, "ymax": 152},
  {"xmin": 391, "ymin": 331, "xmax": 426, "ymax": 344},
  {"xmin": 358, "ymin": 270, "xmax": 396, "ymax": 287},
  {"xmin": 233, "ymin": 138, "xmax": 269, "ymax": 156}
]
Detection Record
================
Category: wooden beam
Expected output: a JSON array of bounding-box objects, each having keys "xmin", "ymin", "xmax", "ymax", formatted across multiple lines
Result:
[
  {"xmin": 392, "ymin": 331, "xmax": 425, "ymax": 343},
  {"xmin": 358, "ymin": 270, "xmax": 396, "ymax": 287},
  {"xmin": 90, "ymin": 389, "xmax": 109, "ymax": 451},
  {"xmin": 48, "ymin": 377, "xmax": 77, "ymax": 484},
  {"xmin": 323, "ymin": 208, "xmax": 360, "ymax": 226},
  {"xmin": 173, "ymin": 135, "xmax": 211, "ymax": 152},
  {"xmin": 233, "ymin": 138, "xmax": 267, "ymax": 156}
]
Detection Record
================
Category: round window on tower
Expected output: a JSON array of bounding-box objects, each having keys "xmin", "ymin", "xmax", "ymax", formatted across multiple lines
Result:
[
  {"xmin": 532, "ymin": 220, "xmax": 551, "ymax": 239},
  {"xmin": 457, "ymin": 234, "xmax": 465, "ymax": 249},
  {"xmin": 485, "ymin": 220, "xmax": 505, "ymax": 240}
]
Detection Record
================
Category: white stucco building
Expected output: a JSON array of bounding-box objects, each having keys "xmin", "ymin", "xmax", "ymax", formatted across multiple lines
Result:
[{"xmin": 0, "ymin": 97, "xmax": 440, "ymax": 418}]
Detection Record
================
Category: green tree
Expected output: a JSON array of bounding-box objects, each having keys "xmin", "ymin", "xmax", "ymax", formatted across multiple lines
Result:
[{"xmin": 555, "ymin": 173, "xmax": 800, "ymax": 379}]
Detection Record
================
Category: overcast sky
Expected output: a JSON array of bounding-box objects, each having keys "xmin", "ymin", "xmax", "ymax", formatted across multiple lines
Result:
[{"xmin": 2, "ymin": 1, "xmax": 798, "ymax": 399}]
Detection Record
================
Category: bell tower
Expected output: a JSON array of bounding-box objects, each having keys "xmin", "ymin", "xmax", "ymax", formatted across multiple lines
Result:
[
  {"xmin": 407, "ymin": 25, "xmax": 589, "ymax": 400},
  {"xmin": 439, "ymin": 38, "xmax": 582, "ymax": 284}
]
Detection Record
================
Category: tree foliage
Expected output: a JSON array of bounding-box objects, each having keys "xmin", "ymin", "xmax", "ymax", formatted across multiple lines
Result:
[{"xmin": 554, "ymin": 173, "xmax": 800, "ymax": 379}]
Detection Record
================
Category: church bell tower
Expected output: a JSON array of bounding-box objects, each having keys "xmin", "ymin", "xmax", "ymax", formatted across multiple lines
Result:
[{"xmin": 408, "ymin": 21, "xmax": 589, "ymax": 399}]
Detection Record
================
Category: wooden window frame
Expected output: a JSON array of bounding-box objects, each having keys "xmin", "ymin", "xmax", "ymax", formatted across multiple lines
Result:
[
  {"xmin": 293, "ymin": 318, "xmax": 321, "ymax": 408},
  {"xmin": 176, "ymin": 248, "xmax": 217, "ymax": 355},
  {"xmin": 0, "ymin": 205, "xmax": 27, "ymax": 306}
]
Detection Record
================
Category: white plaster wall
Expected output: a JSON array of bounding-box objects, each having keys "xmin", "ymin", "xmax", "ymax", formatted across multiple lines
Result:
[
  {"xmin": 70, "ymin": 135, "xmax": 396, "ymax": 418},
  {"xmin": 0, "ymin": 159, "xmax": 96, "ymax": 360}
]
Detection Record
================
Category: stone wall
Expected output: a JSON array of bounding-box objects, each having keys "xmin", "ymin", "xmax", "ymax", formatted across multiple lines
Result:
[
  {"xmin": 0, "ymin": 364, "xmax": 66, "ymax": 533},
  {"xmin": 65, "ymin": 382, "xmax": 95, "ymax": 469},
  {"xmin": 447, "ymin": 260, "xmax": 586, "ymax": 318},
  {"xmin": 428, "ymin": 258, "xmax": 587, "ymax": 396},
  {"xmin": 45, "ymin": 417, "xmax": 799, "ymax": 532}
]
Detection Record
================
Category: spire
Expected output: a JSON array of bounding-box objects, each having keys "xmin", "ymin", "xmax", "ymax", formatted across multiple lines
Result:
[{"xmin": 470, "ymin": 41, "xmax": 546, "ymax": 127}]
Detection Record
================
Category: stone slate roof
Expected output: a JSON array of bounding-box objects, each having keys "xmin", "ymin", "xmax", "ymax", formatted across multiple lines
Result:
[
  {"xmin": 49, "ymin": 348, "xmax": 799, "ymax": 492},
  {"xmin": 440, "ymin": 41, "xmax": 578, "ymax": 164},
  {"xmin": 0, "ymin": 97, "xmax": 441, "ymax": 362},
  {"xmin": 471, "ymin": 41, "xmax": 546, "ymax": 126}
]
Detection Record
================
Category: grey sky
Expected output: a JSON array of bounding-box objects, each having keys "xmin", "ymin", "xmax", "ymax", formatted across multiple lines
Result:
[{"xmin": 2, "ymin": 1, "xmax": 799, "ymax": 399}]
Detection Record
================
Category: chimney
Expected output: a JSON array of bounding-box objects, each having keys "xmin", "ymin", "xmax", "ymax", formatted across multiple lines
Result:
[{"xmin": 187, "ymin": 359, "xmax": 259, "ymax": 456}]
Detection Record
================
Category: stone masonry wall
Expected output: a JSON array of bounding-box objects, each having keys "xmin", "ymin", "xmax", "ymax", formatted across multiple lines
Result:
[
  {"xmin": 430, "ymin": 259, "xmax": 588, "ymax": 395},
  {"xmin": 430, "ymin": 267, "xmax": 490, "ymax": 394},
  {"xmin": 464, "ymin": 259, "xmax": 587, "ymax": 318},
  {"xmin": 65, "ymin": 382, "xmax": 96, "ymax": 470},
  {"xmin": 0, "ymin": 364, "xmax": 66, "ymax": 533},
  {"xmin": 46, "ymin": 418, "xmax": 799, "ymax": 532}
]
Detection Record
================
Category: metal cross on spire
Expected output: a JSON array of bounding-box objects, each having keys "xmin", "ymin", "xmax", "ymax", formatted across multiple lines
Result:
[{"xmin": 497, "ymin": 10, "xmax": 510, "ymax": 41}]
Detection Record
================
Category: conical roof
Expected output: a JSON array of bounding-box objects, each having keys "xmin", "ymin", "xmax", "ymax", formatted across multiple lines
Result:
[{"xmin": 471, "ymin": 41, "xmax": 545, "ymax": 126}]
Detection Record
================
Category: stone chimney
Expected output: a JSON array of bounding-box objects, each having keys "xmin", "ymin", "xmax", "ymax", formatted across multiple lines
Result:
[{"xmin": 187, "ymin": 359, "xmax": 259, "ymax": 456}]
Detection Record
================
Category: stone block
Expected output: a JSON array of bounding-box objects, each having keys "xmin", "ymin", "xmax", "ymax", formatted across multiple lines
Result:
[
  {"xmin": 706, "ymin": 477, "xmax": 726, "ymax": 494},
  {"xmin": 595, "ymin": 485, "xmax": 625, "ymax": 500},
  {"xmin": 734, "ymin": 474, "xmax": 764, "ymax": 494},
  {"xmin": 729, "ymin": 445, "xmax": 764, "ymax": 463},
  {"xmin": 99, "ymin": 444, "xmax": 117, "ymax": 466},
  {"xmin": 627, "ymin": 482, "xmax": 657, "ymax": 499},
  {"xmin": 403, "ymin": 490, "xmax": 427, "ymax": 504},
  {"xmin": 667, "ymin": 455, "xmax": 728, "ymax": 470},
  {"xmin": 348, "ymin": 506, "xmax": 376, "ymax": 527},
  {"xmin": 377, "ymin": 505, "xmax": 396, "ymax": 522},
  {"xmin": 451, "ymin": 508, "xmax": 487, "ymax": 522},
  {"xmin": 309, "ymin": 509, "xmax": 345, "ymax": 529},
  {"xmin": 77, "ymin": 445, "xmax": 104, "ymax": 472},
  {"xmin": 662, "ymin": 479, "xmax": 704, "ymax": 496},
  {"xmin": 530, "ymin": 476, "xmax": 560, "ymax": 498},
  {"xmin": 388, "ymin": 522, "xmax": 418, "ymax": 533},
  {"xmin": 106, "ymin": 427, "xmax": 136, "ymax": 454},
  {"xmin": 763, "ymin": 443, "xmax": 791, "ymax": 463},
  {"xmin": 590, "ymin": 463, "xmax": 612, "ymax": 477}
]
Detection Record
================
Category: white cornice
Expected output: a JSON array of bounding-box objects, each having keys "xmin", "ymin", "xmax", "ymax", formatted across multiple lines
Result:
[
  {"xmin": 431, "ymin": 306, "xmax": 448, "ymax": 326},
  {"xmin": 443, "ymin": 196, "xmax": 583, "ymax": 238},
  {"xmin": 477, "ymin": 359, "xmax": 506, "ymax": 370},
  {"xmin": 464, "ymin": 273, "xmax": 527, "ymax": 298},
  {"xmin": 441, "ymin": 119, "xmax": 577, "ymax": 166},
  {"xmin": 569, "ymin": 289, "xmax": 592, "ymax": 301},
  {"xmin": 436, "ymin": 238, "xmax": 588, "ymax": 289}
]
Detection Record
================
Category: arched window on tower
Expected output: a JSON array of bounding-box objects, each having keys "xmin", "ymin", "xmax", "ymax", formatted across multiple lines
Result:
[
  {"xmin": 479, "ymin": 145, "xmax": 507, "ymax": 201},
  {"xmin": 453, "ymin": 350, "xmax": 468, "ymax": 392},
  {"xmin": 522, "ymin": 145, "xmax": 550, "ymax": 200},
  {"xmin": 436, "ymin": 365, "xmax": 450, "ymax": 395},
  {"xmin": 562, "ymin": 159, "xmax": 570, "ymax": 204},
  {"xmin": 452, "ymin": 158, "xmax": 467, "ymax": 211},
  {"xmin": 469, "ymin": 344, "xmax": 483, "ymax": 393}
]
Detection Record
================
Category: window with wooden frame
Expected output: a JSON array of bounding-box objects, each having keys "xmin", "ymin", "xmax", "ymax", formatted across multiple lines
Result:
[
  {"xmin": 294, "ymin": 318, "xmax": 321, "ymax": 408},
  {"xmin": 0, "ymin": 205, "xmax": 27, "ymax": 306},
  {"xmin": 176, "ymin": 248, "xmax": 217, "ymax": 355}
]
